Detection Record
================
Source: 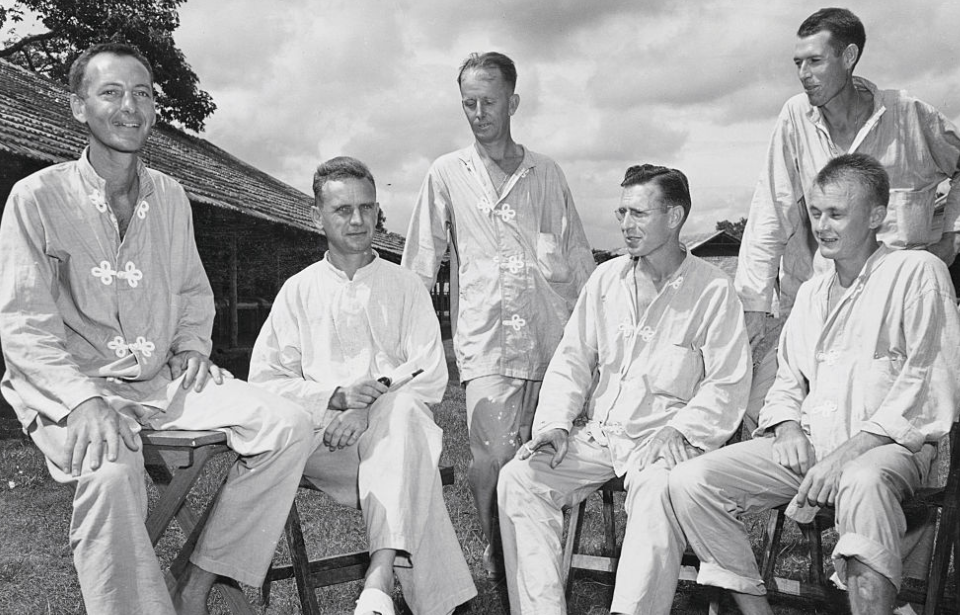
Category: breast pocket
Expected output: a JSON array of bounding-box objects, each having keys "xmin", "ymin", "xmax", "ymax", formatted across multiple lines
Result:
[
  {"xmin": 862, "ymin": 354, "xmax": 903, "ymax": 414},
  {"xmin": 536, "ymin": 233, "xmax": 572, "ymax": 283},
  {"xmin": 648, "ymin": 344, "xmax": 704, "ymax": 402},
  {"xmin": 886, "ymin": 188, "xmax": 937, "ymax": 248}
]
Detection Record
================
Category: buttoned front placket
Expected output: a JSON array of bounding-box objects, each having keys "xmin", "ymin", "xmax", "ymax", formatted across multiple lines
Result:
[
  {"xmin": 806, "ymin": 269, "xmax": 869, "ymax": 428},
  {"xmin": 591, "ymin": 260, "xmax": 689, "ymax": 443},
  {"xmin": 463, "ymin": 149, "xmax": 537, "ymax": 372},
  {"xmin": 83, "ymin": 160, "xmax": 156, "ymax": 368}
]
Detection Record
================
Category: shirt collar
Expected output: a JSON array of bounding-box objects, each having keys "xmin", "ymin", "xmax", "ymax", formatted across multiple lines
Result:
[
  {"xmin": 77, "ymin": 147, "xmax": 157, "ymax": 205},
  {"xmin": 804, "ymin": 76, "xmax": 883, "ymax": 125},
  {"xmin": 459, "ymin": 143, "xmax": 536, "ymax": 173},
  {"xmin": 320, "ymin": 250, "xmax": 382, "ymax": 281}
]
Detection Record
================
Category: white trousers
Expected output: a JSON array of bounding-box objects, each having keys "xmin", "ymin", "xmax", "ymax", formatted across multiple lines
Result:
[
  {"xmin": 670, "ymin": 437, "xmax": 930, "ymax": 594},
  {"xmin": 464, "ymin": 375, "xmax": 540, "ymax": 543},
  {"xmin": 29, "ymin": 376, "xmax": 315, "ymax": 615},
  {"xmin": 303, "ymin": 391, "xmax": 477, "ymax": 615},
  {"xmin": 498, "ymin": 428, "xmax": 687, "ymax": 615}
]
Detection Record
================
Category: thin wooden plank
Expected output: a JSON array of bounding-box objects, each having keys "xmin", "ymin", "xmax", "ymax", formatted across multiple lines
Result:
[{"xmin": 141, "ymin": 429, "xmax": 227, "ymax": 447}]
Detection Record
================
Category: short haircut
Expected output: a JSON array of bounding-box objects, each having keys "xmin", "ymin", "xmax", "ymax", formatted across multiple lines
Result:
[
  {"xmin": 312, "ymin": 156, "xmax": 376, "ymax": 206},
  {"xmin": 797, "ymin": 7, "xmax": 866, "ymax": 69},
  {"xmin": 621, "ymin": 164, "xmax": 692, "ymax": 223},
  {"xmin": 457, "ymin": 52, "xmax": 518, "ymax": 92},
  {"xmin": 69, "ymin": 42, "xmax": 154, "ymax": 97},
  {"xmin": 814, "ymin": 153, "xmax": 890, "ymax": 209}
]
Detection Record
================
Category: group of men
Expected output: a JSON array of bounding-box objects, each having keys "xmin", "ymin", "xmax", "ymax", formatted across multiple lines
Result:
[{"xmin": 2, "ymin": 6, "xmax": 960, "ymax": 615}]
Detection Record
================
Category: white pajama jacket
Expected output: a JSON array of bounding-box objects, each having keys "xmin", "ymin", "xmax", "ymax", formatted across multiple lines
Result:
[
  {"xmin": 759, "ymin": 245, "xmax": 960, "ymax": 461},
  {"xmin": 248, "ymin": 255, "xmax": 477, "ymax": 615},
  {"xmin": 401, "ymin": 144, "xmax": 595, "ymax": 382},
  {"xmin": 535, "ymin": 254, "xmax": 751, "ymax": 471}
]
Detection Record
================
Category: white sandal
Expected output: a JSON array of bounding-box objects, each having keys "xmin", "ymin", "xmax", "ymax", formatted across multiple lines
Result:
[{"xmin": 354, "ymin": 587, "xmax": 395, "ymax": 615}]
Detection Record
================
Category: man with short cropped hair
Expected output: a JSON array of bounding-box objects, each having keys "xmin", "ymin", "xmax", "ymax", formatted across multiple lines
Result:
[
  {"xmin": 0, "ymin": 43, "xmax": 315, "ymax": 615},
  {"xmin": 497, "ymin": 164, "xmax": 751, "ymax": 614},
  {"xmin": 402, "ymin": 51, "xmax": 595, "ymax": 576},
  {"xmin": 737, "ymin": 7, "xmax": 960, "ymax": 431},
  {"xmin": 250, "ymin": 156, "xmax": 476, "ymax": 615},
  {"xmin": 673, "ymin": 153, "xmax": 960, "ymax": 615}
]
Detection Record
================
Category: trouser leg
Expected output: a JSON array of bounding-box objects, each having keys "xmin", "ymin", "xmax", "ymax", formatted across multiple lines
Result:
[
  {"xmin": 304, "ymin": 392, "xmax": 476, "ymax": 615},
  {"xmin": 832, "ymin": 443, "xmax": 926, "ymax": 590},
  {"xmin": 29, "ymin": 415, "xmax": 175, "ymax": 615},
  {"xmin": 465, "ymin": 376, "xmax": 540, "ymax": 545},
  {"xmin": 669, "ymin": 438, "xmax": 799, "ymax": 595},
  {"xmin": 498, "ymin": 431, "xmax": 614, "ymax": 615},
  {"xmin": 610, "ymin": 463, "xmax": 685, "ymax": 615},
  {"xmin": 744, "ymin": 345, "xmax": 777, "ymax": 435},
  {"xmin": 147, "ymin": 377, "xmax": 315, "ymax": 586}
]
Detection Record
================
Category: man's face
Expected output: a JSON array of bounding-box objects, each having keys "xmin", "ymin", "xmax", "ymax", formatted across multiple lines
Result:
[
  {"xmin": 312, "ymin": 177, "xmax": 378, "ymax": 258},
  {"xmin": 808, "ymin": 179, "xmax": 883, "ymax": 263},
  {"xmin": 459, "ymin": 67, "xmax": 518, "ymax": 144},
  {"xmin": 70, "ymin": 53, "xmax": 156, "ymax": 156},
  {"xmin": 793, "ymin": 30, "xmax": 853, "ymax": 108},
  {"xmin": 617, "ymin": 182, "xmax": 675, "ymax": 259}
]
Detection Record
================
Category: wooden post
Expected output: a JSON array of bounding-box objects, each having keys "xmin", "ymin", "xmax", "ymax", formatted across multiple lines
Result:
[{"xmin": 229, "ymin": 233, "xmax": 238, "ymax": 349}]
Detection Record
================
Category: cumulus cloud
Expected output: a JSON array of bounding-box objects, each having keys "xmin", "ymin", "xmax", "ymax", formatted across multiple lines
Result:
[{"xmin": 174, "ymin": 0, "xmax": 960, "ymax": 247}]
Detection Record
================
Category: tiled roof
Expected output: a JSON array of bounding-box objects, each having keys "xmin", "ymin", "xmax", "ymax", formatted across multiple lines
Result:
[{"xmin": 0, "ymin": 60, "xmax": 403, "ymax": 256}]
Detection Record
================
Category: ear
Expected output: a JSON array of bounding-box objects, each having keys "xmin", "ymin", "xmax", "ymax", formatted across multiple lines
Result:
[
  {"xmin": 868, "ymin": 204, "xmax": 886, "ymax": 229},
  {"xmin": 667, "ymin": 204, "xmax": 685, "ymax": 230},
  {"xmin": 310, "ymin": 205, "xmax": 324, "ymax": 232},
  {"xmin": 508, "ymin": 93, "xmax": 520, "ymax": 116},
  {"xmin": 842, "ymin": 43, "xmax": 859, "ymax": 71},
  {"xmin": 70, "ymin": 93, "xmax": 88, "ymax": 124}
]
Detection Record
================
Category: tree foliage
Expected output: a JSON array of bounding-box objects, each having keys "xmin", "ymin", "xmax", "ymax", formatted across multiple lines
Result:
[
  {"xmin": 0, "ymin": 0, "xmax": 215, "ymax": 131},
  {"xmin": 376, "ymin": 209, "xmax": 387, "ymax": 233},
  {"xmin": 716, "ymin": 217, "xmax": 747, "ymax": 239}
]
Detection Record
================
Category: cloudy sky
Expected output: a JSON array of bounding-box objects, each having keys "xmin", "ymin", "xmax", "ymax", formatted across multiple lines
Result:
[{"xmin": 17, "ymin": 0, "xmax": 960, "ymax": 249}]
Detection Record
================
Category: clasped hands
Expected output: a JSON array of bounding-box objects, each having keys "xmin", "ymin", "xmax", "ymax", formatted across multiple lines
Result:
[
  {"xmin": 323, "ymin": 378, "xmax": 389, "ymax": 451},
  {"xmin": 64, "ymin": 350, "xmax": 230, "ymax": 477}
]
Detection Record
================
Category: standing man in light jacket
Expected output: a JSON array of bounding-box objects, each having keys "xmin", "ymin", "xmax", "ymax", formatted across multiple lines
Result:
[{"xmin": 401, "ymin": 51, "xmax": 595, "ymax": 576}]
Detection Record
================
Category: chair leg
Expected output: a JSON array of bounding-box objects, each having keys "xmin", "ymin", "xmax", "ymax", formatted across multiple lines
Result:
[
  {"xmin": 706, "ymin": 585, "xmax": 722, "ymax": 615},
  {"xmin": 602, "ymin": 487, "xmax": 617, "ymax": 558},
  {"xmin": 284, "ymin": 501, "xmax": 322, "ymax": 615},
  {"xmin": 562, "ymin": 499, "xmax": 587, "ymax": 602},
  {"xmin": 760, "ymin": 508, "xmax": 785, "ymax": 583},
  {"xmin": 801, "ymin": 519, "xmax": 826, "ymax": 587},
  {"xmin": 923, "ymin": 504, "xmax": 958, "ymax": 615}
]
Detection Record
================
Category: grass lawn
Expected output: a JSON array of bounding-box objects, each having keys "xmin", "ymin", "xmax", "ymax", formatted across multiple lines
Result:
[{"xmin": 0, "ymin": 358, "xmax": 853, "ymax": 615}]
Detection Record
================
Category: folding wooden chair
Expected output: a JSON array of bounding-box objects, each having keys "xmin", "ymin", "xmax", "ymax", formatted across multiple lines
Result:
[
  {"xmin": 141, "ymin": 429, "xmax": 257, "ymax": 615},
  {"xmin": 562, "ymin": 475, "xmax": 722, "ymax": 614},
  {"xmin": 261, "ymin": 464, "xmax": 456, "ymax": 615},
  {"xmin": 561, "ymin": 426, "xmax": 744, "ymax": 613},
  {"xmin": 758, "ymin": 421, "xmax": 960, "ymax": 613}
]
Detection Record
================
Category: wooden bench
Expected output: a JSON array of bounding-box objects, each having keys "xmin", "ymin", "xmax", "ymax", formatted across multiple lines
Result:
[
  {"xmin": 262, "ymin": 465, "xmax": 456, "ymax": 614},
  {"xmin": 141, "ymin": 429, "xmax": 257, "ymax": 615}
]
